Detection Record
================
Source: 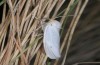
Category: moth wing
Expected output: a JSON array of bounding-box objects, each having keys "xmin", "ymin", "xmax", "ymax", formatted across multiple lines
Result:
[
  {"xmin": 44, "ymin": 41, "xmax": 56, "ymax": 59},
  {"xmin": 43, "ymin": 24, "xmax": 61, "ymax": 59}
]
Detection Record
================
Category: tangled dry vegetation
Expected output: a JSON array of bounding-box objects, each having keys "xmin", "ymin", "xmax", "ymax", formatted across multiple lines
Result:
[{"xmin": 0, "ymin": 0, "xmax": 100, "ymax": 65}]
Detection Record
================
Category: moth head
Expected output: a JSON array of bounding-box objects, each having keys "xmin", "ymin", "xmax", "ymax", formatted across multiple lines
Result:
[{"xmin": 49, "ymin": 20, "xmax": 61, "ymax": 30}]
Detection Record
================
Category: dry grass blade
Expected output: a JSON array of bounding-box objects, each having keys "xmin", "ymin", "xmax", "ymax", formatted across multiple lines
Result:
[
  {"xmin": 13, "ymin": 38, "xmax": 28, "ymax": 65},
  {"xmin": 52, "ymin": 0, "xmax": 65, "ymax": 19},
  {"xmin": 61, "ymin": 0, "xmax": 89, "ymax": 65},
  {"xmin": 60, "ymin": 0, "xmax": 74, "ymax": 24},
  {"xmin": 1, "ymin": 2, "xmax": 6, "ymax": 23}
]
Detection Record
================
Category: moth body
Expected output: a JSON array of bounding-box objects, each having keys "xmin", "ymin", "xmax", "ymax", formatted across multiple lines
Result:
[{"xmin": 43, "ymin": 20, "xmax": 61, "ymax": 59}]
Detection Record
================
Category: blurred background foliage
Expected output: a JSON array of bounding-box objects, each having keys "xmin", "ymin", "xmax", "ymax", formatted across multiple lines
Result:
[{"xmin": 65, "ymin": 0, "xmax": 100, "ymax": 65}]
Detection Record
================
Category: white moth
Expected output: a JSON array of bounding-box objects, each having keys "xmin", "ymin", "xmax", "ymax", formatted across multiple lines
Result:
[{"xmin": 43, "ymin": 20, "xmax": 61, "ymax": 59}]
